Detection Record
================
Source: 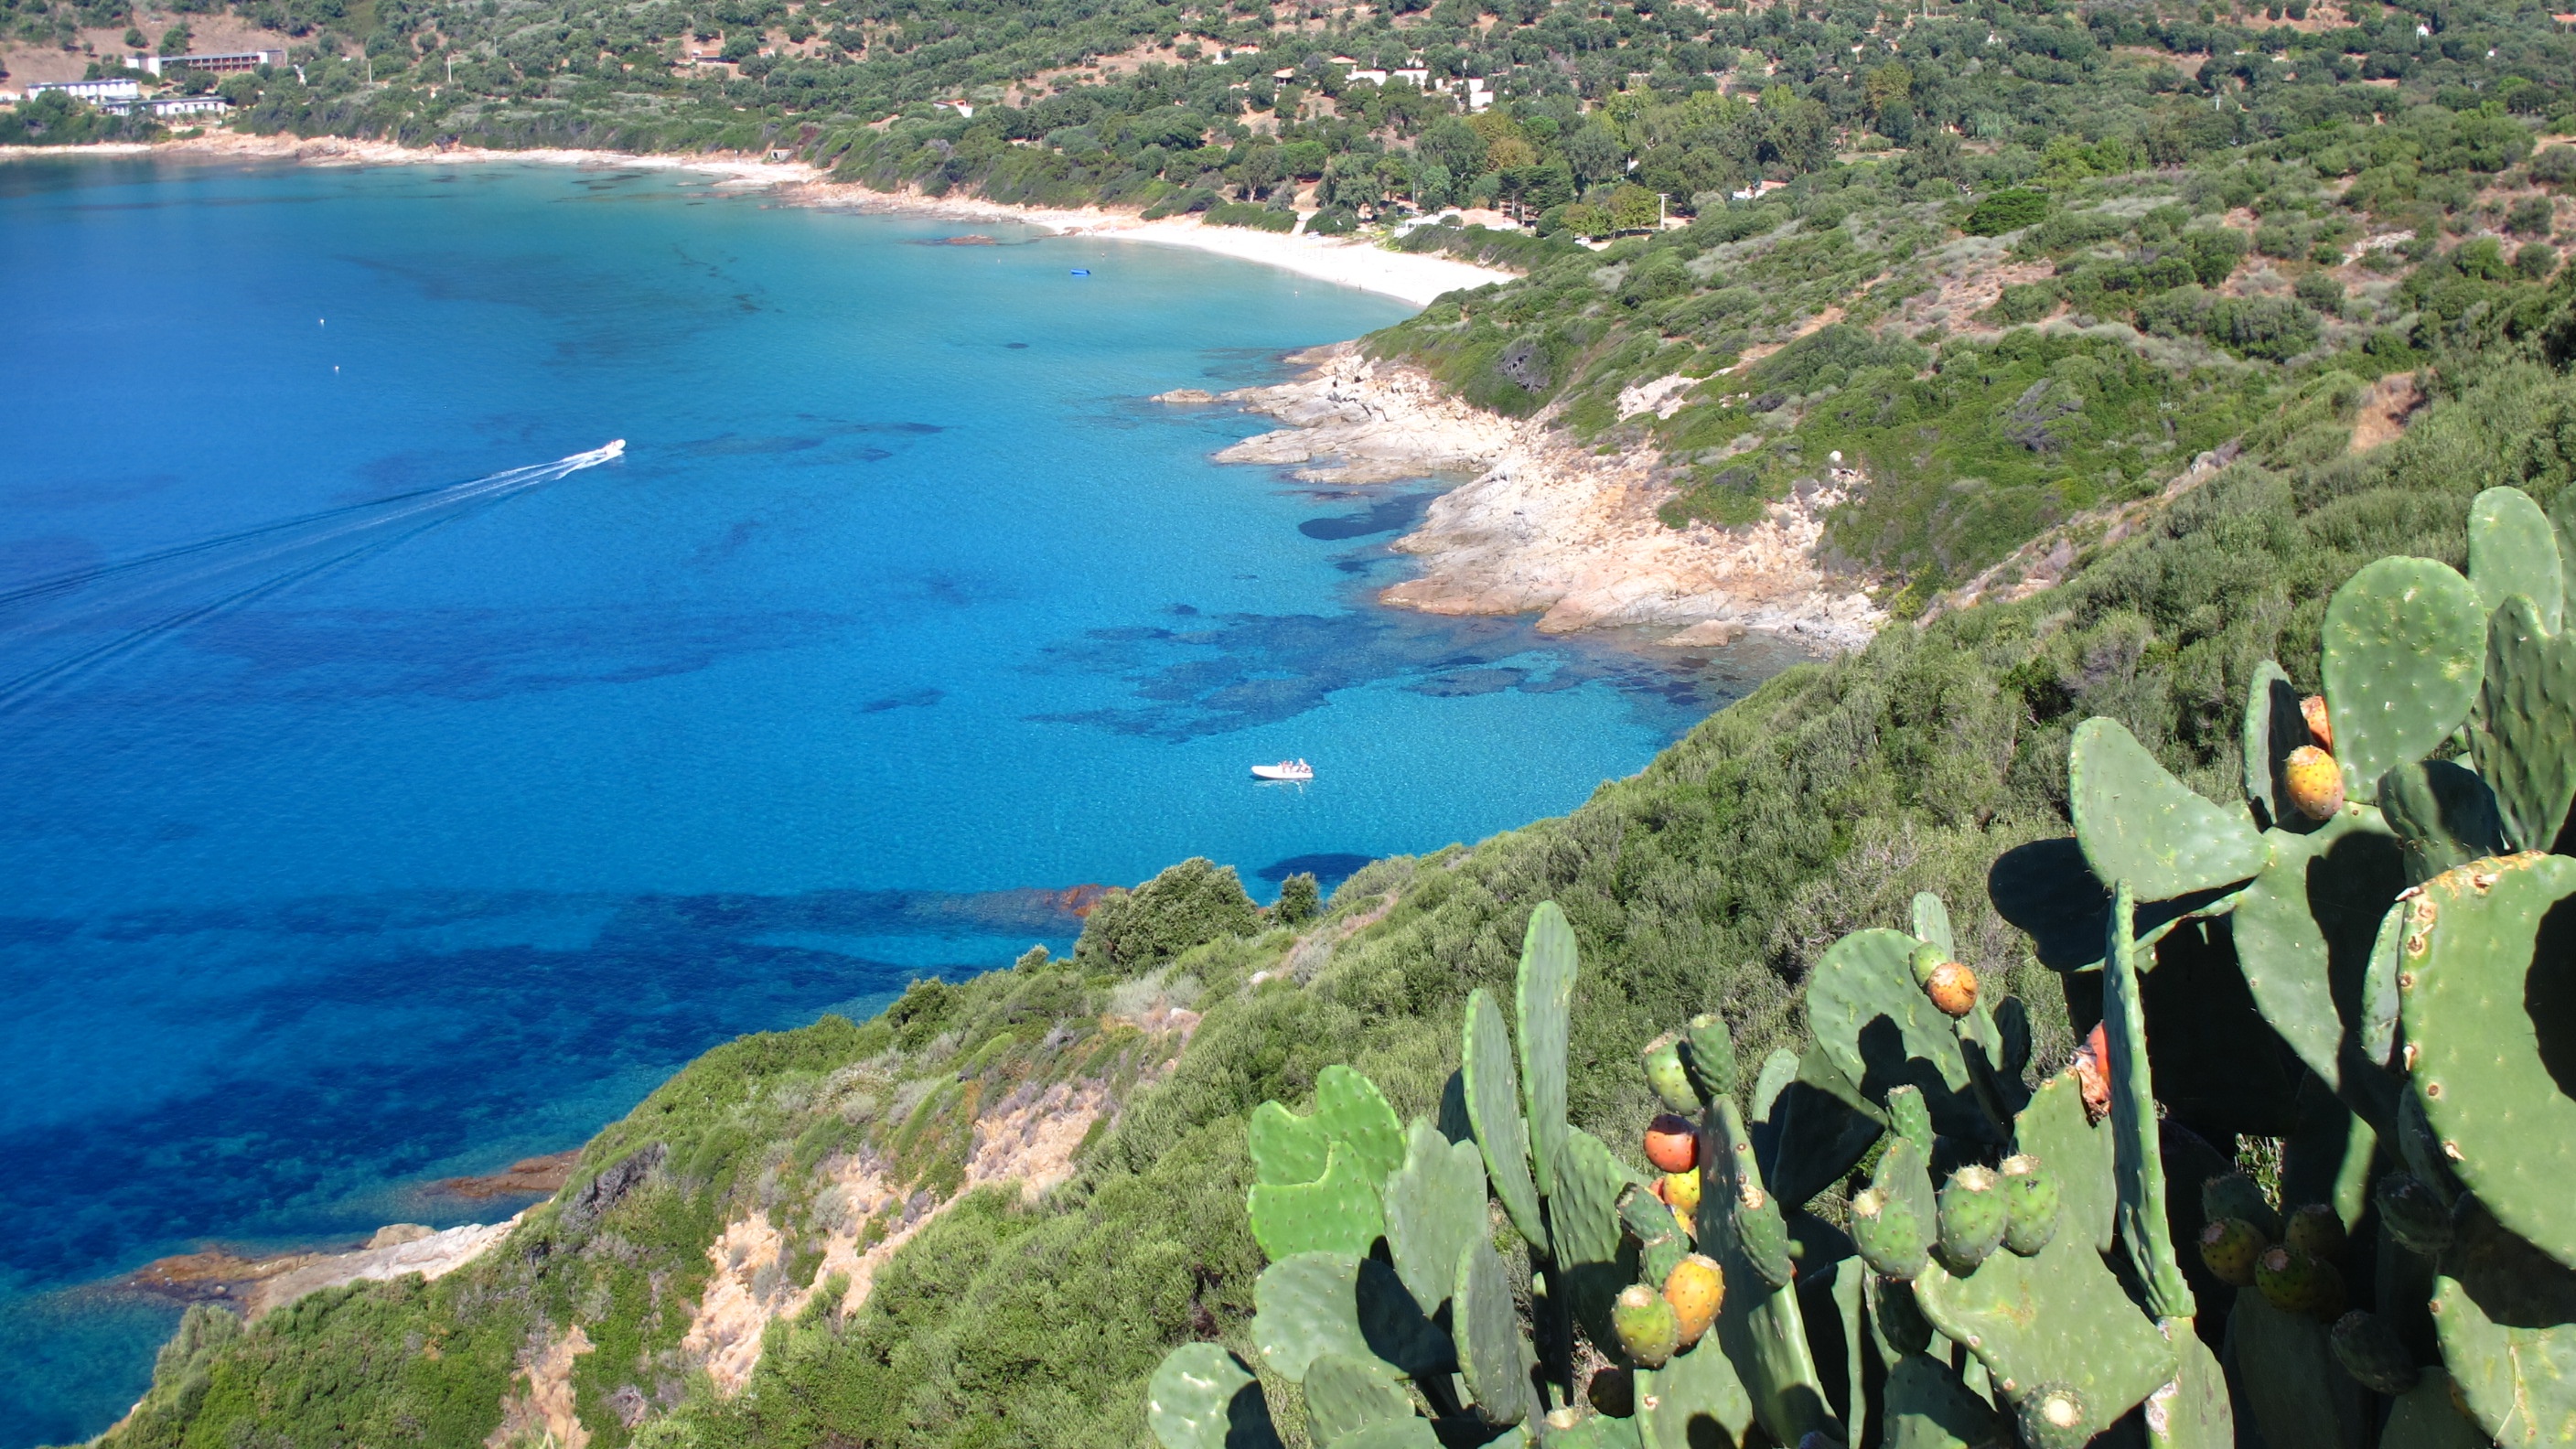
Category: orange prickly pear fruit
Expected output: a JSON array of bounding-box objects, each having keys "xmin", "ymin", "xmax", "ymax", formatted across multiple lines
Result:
[
  {"xmin": 1926, "ymin": 960, "xmax": 1979, "ymax": 1018},
  {"xmin": 1663, "ymin": 1253, "xmax": 1724, "ymax": 1347},
  {"xmin": 2301, "ymin": 693, "xmax": 2332, "ymax": 750},
  {"xmin": 2285, "ymin": 745, "xmax": 2345, "ymax": 821},
  {"xmin": 1643, "ymin": 1114, "xmax": 1700, "ymax": 1174},
  {"xmin": 2072, "ymin": 1022, "xmax": 2111, "ymax": 1123}
]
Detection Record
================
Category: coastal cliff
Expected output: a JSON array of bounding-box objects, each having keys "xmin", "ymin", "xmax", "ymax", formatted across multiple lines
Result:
[{"xmin": 1179, "ymin": 343, "xmax": 1884, "ymax": 651}]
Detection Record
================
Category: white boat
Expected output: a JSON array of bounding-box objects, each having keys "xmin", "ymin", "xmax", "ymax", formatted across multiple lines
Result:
[{"xmin": 1251, "ymin": 758, "xmax": 1314, "ymax": 782}]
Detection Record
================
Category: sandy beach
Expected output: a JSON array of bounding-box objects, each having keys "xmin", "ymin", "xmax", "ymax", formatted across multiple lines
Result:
[{"xmin": 0, "ymin": 133, "xmax": 1514, "ymax": 306}]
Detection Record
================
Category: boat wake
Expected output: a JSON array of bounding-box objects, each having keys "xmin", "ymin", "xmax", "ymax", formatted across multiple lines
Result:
[{"xmin": 0, "ymin": 442, "xmax": 625, "ymax": 712}]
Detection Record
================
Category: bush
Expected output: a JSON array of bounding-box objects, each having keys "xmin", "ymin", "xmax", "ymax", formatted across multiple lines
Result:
[
  {"xmin": 2293, "ymin": 270, "xmax": 2345, "ymax": 312},
  {"xmin": 1272, "ymin": 872, "xmax": 1321, "ymax": 926},
  {"xmin": 1302, "ymin": 207, "xmax": 1358, "ymax": 235},
  {"xmin": 1201, "ymin": 200, "xmax": 1297, "ymax": 232},
  {"xmin": 1963, "ymin": 188, "xmax": 2050, "ymax": 236},
  {"xmin": 1072, "ymin": 857, "xmax": 1261, "ymax": 973}
]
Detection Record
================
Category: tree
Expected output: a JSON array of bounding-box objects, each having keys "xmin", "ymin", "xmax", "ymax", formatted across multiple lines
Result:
[
  {"xmin": 1564, "ymin": 121, "xmax": 1625, "ymax": 187},
  {"xmin": 1271, "ymin": 872, "xmax": 1321, "ymax": 926},
  {"xmin": 1071, "ymin": 857, "xmax": 1261, "ymax": 974}
]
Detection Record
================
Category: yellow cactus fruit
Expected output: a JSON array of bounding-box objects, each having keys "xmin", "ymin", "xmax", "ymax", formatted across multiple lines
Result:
[
  {"xmin": 2284, "ymin": 745, "xmax": 2345, "ymax": 821},
  {"xmin": 1663, "ymin": 1253, "xmax": 1724, "ymax": 1347},
  {"xmin": 1662, "ymin": 1168, "xmax": 1701, "ymax": 1215}
]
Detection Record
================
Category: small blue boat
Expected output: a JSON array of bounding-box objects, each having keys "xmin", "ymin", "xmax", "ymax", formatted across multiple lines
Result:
[{"xmin": 1069, "ymin": 268, "xmax": 1090, "ymax": 276}]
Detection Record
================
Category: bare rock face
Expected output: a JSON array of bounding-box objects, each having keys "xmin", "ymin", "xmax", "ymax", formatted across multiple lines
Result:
[
  {"xmin": 1210, "ymin": 342, "xmax": 1518, "ymax": 484},
  {"xmin": 1379, "ymin": 441, "xmax": 1884, "ymax": 649},
  {"xmin": 1186, "ymin": 341, "xmax": 1885, "ymax": 650}
]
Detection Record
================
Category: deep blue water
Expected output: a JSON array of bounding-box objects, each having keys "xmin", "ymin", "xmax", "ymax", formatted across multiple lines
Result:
[{"xmin": 0, "ymin": 157, "xmax": 1795, "ymax": 1442}]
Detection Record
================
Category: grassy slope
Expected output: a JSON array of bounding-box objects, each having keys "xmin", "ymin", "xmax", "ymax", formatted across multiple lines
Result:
[{"xmin": 91, "ymin": 323, "xmax": 2576, "ymax": 1444}]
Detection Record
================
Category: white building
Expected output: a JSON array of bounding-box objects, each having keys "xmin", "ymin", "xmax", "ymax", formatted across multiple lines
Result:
[
  {"xmin": 128, "ymin": 49, "xmax": 283, "ymax": 75},
  {"xmin": 27, "ymin": 78, "xmax": 142, "ymax": 102}
]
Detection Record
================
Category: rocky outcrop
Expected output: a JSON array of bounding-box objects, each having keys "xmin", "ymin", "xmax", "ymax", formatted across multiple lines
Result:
[
  {"xmin": 1191, "ymin": 344, "xmax": 1884, "ymax": 650},
  {"xmin": 1382, "ymin": 446, "xmax": 1884, "ymax": 649},
  {"xmin": 132, "ymin": 1215, "xmax": 525, "ymax": 1319},
  {"xmin": 1186, "ymin": 342, "xmax": 1519, "ymax": 485}
]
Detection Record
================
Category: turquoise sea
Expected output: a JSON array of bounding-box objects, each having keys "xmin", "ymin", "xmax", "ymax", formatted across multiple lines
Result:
[{"xmin": 0, "ymin": 156, "xmax": 1792, "ymax": 1442}]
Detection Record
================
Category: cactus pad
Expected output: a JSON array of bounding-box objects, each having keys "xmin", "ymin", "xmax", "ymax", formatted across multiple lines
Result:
[
  {"xmin": 1148, "ymin": 1344, "xmax": 1283, "ymax": 1449},
  {"xmin": 2227, "ymin": 1292, "xmax": 2367, "ymax": 1449},
  {"xmin": 2473, "ymin": 594, "xmax": 2576, "ymax": 853},
  {"xmin": 1912, "ymin": 891, "xmax": 1957, "ymax": 960},
  {"xmin": 1382, "ymin": 1120, "xmax": 1487, "ymax": 1313},
  {"xmin": 1998, "ymin": 1155, "xmax": 2060, "ymax": 1257},
  {"xmin": 2227, "ymin": 810, "xmax": 2406, "ymax": 1098},
  {"xmin": 1681, "ymin": 1014, "xmax": 1741, "ymax": 1102},
  {"xmin": 2069, "ymin": 716, "xmax": 2269, "ymax": 901},
  {"xmin": 1554, "ymin": 1129, "xmax": 1641, "ymax": 1266},
  {"xmin": 1699, "ymin": 1097, "xmax": 1837, "ymax": 1445},
  {"xmin": 2102, "ymin": 884, "xmax": 2195, "ymax": 1320},
  {"xmin": 1249, "ymin": 1142, "xmax": 1388, "ymax": 1261},
  {"xmin": 2399, "ymin": 852, "xmax": 2576, "ymax": 1270},
  {"xmin": 2381, "ymin": 1370, "xmax": 2489, "ymax": 1449},
  {"xmin": 2321, "ymin": 556, "xmax": 2487, "ymax": 797},
  {"xmin": 1852, "ymin": 1186, "xmax": 1930, "ymax": 1281},
  {"xmin": 1454, "ymin": 1237, "xmax": 1538, "ymax": 1427},
  {"xmin": 1518, "ymin": 902, "xmax": 1578, "ymax": 1201},
  {"xmin": 2430, "ymin": 1196, "xmax": 2576, "ymax": 1447},
  {"xmin": 1251, "ymin": 1250, "xmax": 1451, "ymax": 1383},
  {"xmin": 2243, "ymin": 660, "xmax": 2308, "ymax": 832},
  {"xmin": 2468, "ymin": 485, "xmax": 2563, "ymax": 633},
  {"xmin": 2374, "ymin": 1172, "xmax": 2453, "ymax": 1258},
  {"xmin": 1322, "ymin": 1420, "xmax": 1441, "ymax": 1449},
  {"xmin": 1913, "ymin": 1215, "xmax": 2176, "ymax": 1441},
  {"xmin": 2146, "ymin": 1326, "xmax": 2235, "ymax": 1449},
  {"xmin": 1641, "ymin": 1032, "xmax": 1701, "ymax": 1115},
  {"xmin": 1882, "ymin": 1353, "xmax": 2008, "ymax": 1449},
  {"xmin": 1249, "ymin": 1100, "xmax": 1331, "ymax": 1186},
  {"xmin": 2379, "ymin": 758, "xmax": 2512, "ymax": 882},
  {"xmin": 1626, "ymin": 1186, "xmax": 1690, "ymax": 1290},
  {"xmin": 1304, "ymin": 1351, "xmax": 1422, "ymax": 1445},
  {"xmin": 1643, "ymin": 1335, "xmax": 1755, "ymax": 1449},
  {"xmin": 1935, "ymin": 1165, "xmax": 2008, "ymax": 1275},
  {"xmin": 2201, "ymin": 1172, "xmax": 2282, "ymax": 1240},
  {"xmin": 2328, "ymin": 1311, "xmax": 2420, "ymax": 1395},
  {"xmin": 1463, "ymin": 987, "xmax": 1543, "ymax": 1246},
  {"xmin": 2012, "ymin": 1073, "xmax": 2117, "ymax": 1255},
  {"xmin": 1807, "ymin": 928, "xmax": 1985, "ymax": 1137}
]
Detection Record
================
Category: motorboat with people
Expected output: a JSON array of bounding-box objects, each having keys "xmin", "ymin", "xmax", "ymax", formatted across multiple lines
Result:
[{"xmin": 1251, "ymin": 758, "xmax": 1314, "ymax": 782}]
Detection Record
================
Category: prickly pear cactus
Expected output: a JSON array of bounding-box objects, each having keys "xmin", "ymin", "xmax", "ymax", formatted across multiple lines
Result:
[
  {"xmin": 2468, "ymin": 485, "xmax": 2564, "ymax": 633},
  {"xmin": 2399, "ymin": 853, "xmax": 2576, "ymax": 1270},
  {"xmin": 2472, "ymin": 594, "xmax": 2576, "ymax": 854},
  {"xmin": 2069, "ymin": 716, "xmax": 2269, "ymax": 900},
  {"xmin": 2320, "ymin": 555, "xmax": 2487, "ymax": 798}
]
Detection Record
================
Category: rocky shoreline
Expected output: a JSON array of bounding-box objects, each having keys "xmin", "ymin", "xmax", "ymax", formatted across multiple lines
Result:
[
  {"xmin": 121, "ymin": 1152, "xmax": 575, "ymax": 1318},
  {"xmin": 1171, "ymin": 343, "xmax": 1885, "ymax": 651}
]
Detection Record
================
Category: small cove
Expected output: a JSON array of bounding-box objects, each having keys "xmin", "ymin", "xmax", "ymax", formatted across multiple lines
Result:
[{"xmin": 0, "ymin": 156, "xmax": 1804, "ymax": 1441}]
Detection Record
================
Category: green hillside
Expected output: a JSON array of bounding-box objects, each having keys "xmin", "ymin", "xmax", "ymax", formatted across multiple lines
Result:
[{"xmin": 86, "ymin": 279, "xmax": 2576, "ymax": 1442}]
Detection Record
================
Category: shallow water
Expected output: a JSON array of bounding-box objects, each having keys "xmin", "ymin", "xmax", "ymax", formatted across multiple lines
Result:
[{"xmin": 0, "ymin": 157, "xmax": 1798, "ymax": 1441}]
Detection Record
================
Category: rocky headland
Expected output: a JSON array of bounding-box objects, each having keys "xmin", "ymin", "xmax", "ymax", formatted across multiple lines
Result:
[{"xmin": 1171, "ymin": 343, "xmax": 1884, "ymax": 651}]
